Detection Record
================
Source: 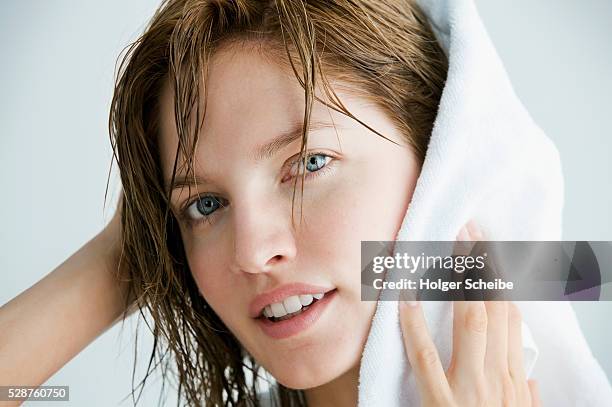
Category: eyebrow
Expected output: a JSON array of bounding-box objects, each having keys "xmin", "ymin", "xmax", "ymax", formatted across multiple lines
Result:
[{"xmin": 167, "ymin": 120, "xmax": 337, "ymax": 191}]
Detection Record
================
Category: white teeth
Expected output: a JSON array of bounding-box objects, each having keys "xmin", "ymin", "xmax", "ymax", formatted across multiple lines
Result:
[
  {"xmin": 299, "ymin": 294, "xmax": 314, "ymax": 306},
  {"xmin": 270, "ymin": 302, "xmax": 287, "ymax": 318},
  {"xmin": 263, "ymin": 293, "xmax": 327, "ymax": 319},
  {"xmin": 283, "ymin": 296, "xmax": 303, "ymax": 314}
]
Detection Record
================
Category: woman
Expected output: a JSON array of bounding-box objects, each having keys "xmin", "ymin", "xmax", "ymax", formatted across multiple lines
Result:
[{"xmin": 0, "ymin": 0, "xmax": 540, "ymax": 405}]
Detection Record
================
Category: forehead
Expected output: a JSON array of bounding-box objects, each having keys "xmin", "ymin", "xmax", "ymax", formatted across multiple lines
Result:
[{"xmin": 157, "ymin": 45, "xmax": 306, "ymax": 184}]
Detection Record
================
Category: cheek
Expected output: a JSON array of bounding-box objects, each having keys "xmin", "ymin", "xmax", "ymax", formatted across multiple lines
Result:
[
  {"xmin": 299, "ymin": 154, "xmax": 418, "ymax": 311},
  {"xmin": 181, "ymin": 233, "xmax": 238, "ymax": 321},
  {"xmin": 306, "ymin": 154, "xmax": 418, "ymax": 257}
]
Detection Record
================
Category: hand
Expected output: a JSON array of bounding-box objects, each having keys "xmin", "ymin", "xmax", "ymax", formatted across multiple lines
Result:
[{"xmin": 398, "ymin": 222, "xmax": 542, "ymax": 406}]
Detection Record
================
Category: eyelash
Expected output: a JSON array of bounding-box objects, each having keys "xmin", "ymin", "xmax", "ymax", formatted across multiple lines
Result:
[{"xmin": 179, "ymin": 151, "xmax": 336, "ymax": 228}]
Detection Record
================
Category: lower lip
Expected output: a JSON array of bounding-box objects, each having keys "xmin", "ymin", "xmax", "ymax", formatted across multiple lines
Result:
[{"xmin": 255, "ymin": 289, "xmax": 337, "ymax": 339}]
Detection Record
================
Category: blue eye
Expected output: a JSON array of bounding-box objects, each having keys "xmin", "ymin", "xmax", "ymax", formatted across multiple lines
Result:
[
  {"xmin": 289, "ymin": 153, "xmax": 332, "ymax": 177},
  {"xmin": 186, "ymin": 195, "xmax": 223, "ymax": 220},
  {"xmin": 306, "ymin": 154, "xmax": 327, "ymax": 171}
]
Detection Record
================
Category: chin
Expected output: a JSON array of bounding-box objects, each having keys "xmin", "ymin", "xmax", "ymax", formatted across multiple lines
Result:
[
  {"xmin": 272, "ymin": 366, "xmax": 339, "ymax": 390},
  {"xmin": 266, "ymin": 347, "xmax": 359, "ymax": 390}
]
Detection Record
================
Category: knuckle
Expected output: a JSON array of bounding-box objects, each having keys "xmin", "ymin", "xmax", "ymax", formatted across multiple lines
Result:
[
  {"xmin": 401, "ymin": 314, "xmax": 427, "ymax": 332},
  {"xmin": 416, "ymin": 346, "xmax": 440, "ymax": 369},
  {"xmin": 404, "ymin": 317, "xmax": 425, "ymax": 331},
  {"xmin": 465, "ymin": 303, "xmax": 488, "ymax": 333}
]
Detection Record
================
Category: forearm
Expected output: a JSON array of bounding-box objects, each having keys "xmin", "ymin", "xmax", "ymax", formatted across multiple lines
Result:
[{"xmin": 0, "ymin": 229, "xmax": 131, "ymax": 387}]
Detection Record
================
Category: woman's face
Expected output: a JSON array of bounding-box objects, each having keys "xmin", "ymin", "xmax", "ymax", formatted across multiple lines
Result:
[{"xmin": 158, "ymin": 44, "xmax": 420, "ymax": 389}]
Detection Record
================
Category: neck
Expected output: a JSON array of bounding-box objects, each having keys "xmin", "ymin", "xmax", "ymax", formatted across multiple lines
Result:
[{"xmin": 303, "ymin": 364, "xmax": 360, "ymax": 407}]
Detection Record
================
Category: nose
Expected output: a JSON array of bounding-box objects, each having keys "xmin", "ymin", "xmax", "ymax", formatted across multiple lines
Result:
[{"xmin": 229, "ymin": 196, "xmax": 298, "ymax": 275}]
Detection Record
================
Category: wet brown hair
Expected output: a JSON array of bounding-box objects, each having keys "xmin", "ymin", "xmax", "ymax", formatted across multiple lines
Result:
[{"xmin": 109, "ymin": 0, "xmax": 447, "ymax": 405}]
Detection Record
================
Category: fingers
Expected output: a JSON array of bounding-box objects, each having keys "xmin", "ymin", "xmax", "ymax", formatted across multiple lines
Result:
[
  {"xmin": 449, "ymin": 301, "xmax": 488, "ymax": 380},
  {"xmin": 454, "ymin": 221, "xmax": 476, "ymax": 258},
  {"xmin": 456, "ymin": 224, "xmax": 471, "ymax": 241},
  {"xmin": 455, "ymin": 219, "xmax": 485, "ymax": 242},
  {"xmin": 447, "ymin": 221, "xmax": 537, "ymax": 405},
  {"xmin": 449, "ymin": 300, "xmax": 537, "ymax": 406},
  {"xmin": 465, "ymin": 219, "xmax": 484, "ymax": 240},
  {"xmin": 450, "ymin": 222, "xmax": 489, "ymax": 384},
  {"xmin": 507, "ymin": 303, "xmax": 527, "ymax": 380},
  {"xmin": 484, "ymin": 301, "xmax": 509, "ymax": 372},
  {"xmin": 399, "ymin": 301, "xmax": 452, "ymax": 404},
  {"xmin": 452, "ymin": 220, "xmax": 483, "ymax": 301},
  {"xmin": 529, "ymin": 380, "xmax": 541, "ymax": 407}
]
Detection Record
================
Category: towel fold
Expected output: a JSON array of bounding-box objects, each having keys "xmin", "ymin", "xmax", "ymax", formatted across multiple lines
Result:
[{"xmin": 357, "ymin": 0, "xmax": 612, "ymax": 405}]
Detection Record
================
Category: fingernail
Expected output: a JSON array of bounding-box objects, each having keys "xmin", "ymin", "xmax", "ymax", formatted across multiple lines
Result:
[
  {"xmin": 467, "ymin": 220, "xmax": 484, "ymax": 240},
  {"xmin": 456, "ymin": 226, "xmax": 469, "ymax": 241}
]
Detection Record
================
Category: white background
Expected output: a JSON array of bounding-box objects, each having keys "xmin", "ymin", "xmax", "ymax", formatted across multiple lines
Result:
[{"xmin": 1, "ymin": 1, "xmax": 610, "ymax": 405}]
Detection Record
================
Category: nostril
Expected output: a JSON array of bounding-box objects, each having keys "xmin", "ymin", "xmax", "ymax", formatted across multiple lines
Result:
[{"xmin": 269, "ymin": 255, "xmax": 283, "ymax": 264}]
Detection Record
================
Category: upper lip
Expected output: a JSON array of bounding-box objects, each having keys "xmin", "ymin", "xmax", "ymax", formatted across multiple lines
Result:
[{"xmin": 249, "ymin": 282, "xmax": 335, "ymax": 318}]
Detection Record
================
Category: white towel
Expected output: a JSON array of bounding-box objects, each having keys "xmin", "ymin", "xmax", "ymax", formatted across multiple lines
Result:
[{"xmin": 358, "ymin": 0, "xmax": 612, "ymax": 405}]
